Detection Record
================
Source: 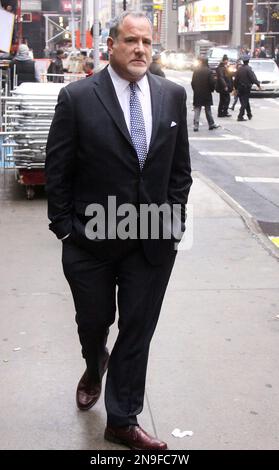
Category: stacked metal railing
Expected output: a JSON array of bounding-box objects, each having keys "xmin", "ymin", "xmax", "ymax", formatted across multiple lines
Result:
[{"xmin": 0, "ymin": 82, "xmax": 64, "ymax": 171}]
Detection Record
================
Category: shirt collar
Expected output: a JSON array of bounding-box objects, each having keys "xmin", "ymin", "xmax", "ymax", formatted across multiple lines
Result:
[
  {"xmin": 108, "ymin": 64, "xmax": 149, "ymax": 96},
  {"xmin": 108, "ymin": 64, "xmax": 129, "ymax": 95},
  {"xmin": 136, "ymin": 75, "xmax": 149, "ymax": 97}
]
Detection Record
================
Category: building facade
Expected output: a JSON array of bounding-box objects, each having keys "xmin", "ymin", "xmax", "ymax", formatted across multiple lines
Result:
[
  {"xmin": 6, "ymin": 1, "xmax": 278, "ymax": 58},
  {"xmin": 243, "ymin": 0, "xmax": 279, "ymax": 54},
  {"xmin": 177, "ymin": 0, "xmax": 242, "ymax": 52},
  {"xmin": 177, "ymin": 0, "xmax": 279, "ymax": 54}
]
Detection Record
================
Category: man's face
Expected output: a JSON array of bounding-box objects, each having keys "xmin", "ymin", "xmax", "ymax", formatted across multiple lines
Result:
[{"xmin": 107, "ymin": 15, "xmax": 152, "ymax": 82}]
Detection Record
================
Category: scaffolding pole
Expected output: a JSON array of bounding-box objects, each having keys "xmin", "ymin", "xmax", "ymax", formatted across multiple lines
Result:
[
  {"xmin": 81, "ymin": 0, "xmax": 87, "ymax": 49},
  {"xmin": 251, "ymin": 0, "xmax": 258, "ymax": 56}
]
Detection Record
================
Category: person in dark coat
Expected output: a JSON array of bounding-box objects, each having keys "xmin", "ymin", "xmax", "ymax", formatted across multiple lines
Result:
[
  {"xmin": 47, "ymin": 49, "xmax": 65, "ymax": 83},
  {"xmin": 234, "ymin": 55, "xmax": 261, "ymax": 121},
  {"xmin": 149, "ymin": 53, "xmax": 165, "ymax": 77},
  {"xmin": 10, "ymin": 44, "xmax": 38, "ymax": 89},
  {"xmin": 191, "ymin": 57, "xmax": 219, "ymax": 131},
  {"xmin": 216, "ymin": 54, "xmax": 233, "ymax": 117}
]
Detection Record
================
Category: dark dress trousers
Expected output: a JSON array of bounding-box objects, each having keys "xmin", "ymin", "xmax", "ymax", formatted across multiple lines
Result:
[{"xmin": 45, "ymin": 67, "xmax": 192, "ymax": 426}]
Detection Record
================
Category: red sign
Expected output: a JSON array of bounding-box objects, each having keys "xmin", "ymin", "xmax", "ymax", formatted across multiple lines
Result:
[{"xmin": 61, "ymin": 1, "xmax": 82, "ymax": 12}]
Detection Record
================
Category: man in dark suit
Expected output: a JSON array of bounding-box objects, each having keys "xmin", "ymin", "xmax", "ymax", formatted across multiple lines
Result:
[
  {"xmin": 45, "ymin": 11, "xmax": 192, "ymax": 450},
  {"xmin": 234, "ymin": 55, "xmax": 261, "ymax": 121}
]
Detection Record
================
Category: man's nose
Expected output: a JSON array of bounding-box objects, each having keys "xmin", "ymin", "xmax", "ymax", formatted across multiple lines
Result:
[{"xmin": 135, "ymin": 40, "xmax": 145, "ymax": 53}]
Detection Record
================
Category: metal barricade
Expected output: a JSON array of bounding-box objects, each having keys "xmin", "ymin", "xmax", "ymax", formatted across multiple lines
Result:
[
  {"xmin": 0, "ymin": 82, "xmax": 63, "ymax": 198},
  {"xmin": 40, "ymin": 72, "xmax": 86, "ymax": 83},
  {"xmin": 0, "ymin": 71, "xmax": 86, "ymax": 198}
]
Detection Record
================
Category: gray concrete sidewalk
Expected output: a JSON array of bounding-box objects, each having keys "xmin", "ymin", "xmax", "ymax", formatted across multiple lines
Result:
[{"xmin": 0, "ymin": 172, "xmax": 278, "ymax": 450}]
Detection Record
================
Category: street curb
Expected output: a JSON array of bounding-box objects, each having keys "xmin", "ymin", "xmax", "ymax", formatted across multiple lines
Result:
[{"xmin": 193, "ymin": 170, "xmax": 279, "ymax": 261}]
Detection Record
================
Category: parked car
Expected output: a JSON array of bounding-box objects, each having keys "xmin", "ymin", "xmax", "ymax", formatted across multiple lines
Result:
[
  {"xmin": 207, "ymin": 46, "xmax": 240, "ymax": 76},
  {"xmin": 172, "ymin": 52, "xmax": 195, "ymax": 71},
  {"xmin": 160, "ymin": 50, "xmax": 176, "ymax": 68},
  {"xmin": 249, "ymin": 59, "xmax": 279, "ymax": 95},
  {"xmin": 160, "ymin": 50, "xmax": 196, "ymax": 71}
]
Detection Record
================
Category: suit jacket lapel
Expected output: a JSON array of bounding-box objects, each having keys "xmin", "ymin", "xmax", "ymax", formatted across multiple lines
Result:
[
  {"xmin": 92, "ymin": 67, "xmax": 133, "ymax": 147},
  {"xmin": 92, "ymin": 68, "xmax": 163, "ymax": 158},
  {"xmin": 147, "ymin": 72, "xmax": 163, "ymax": 154}
]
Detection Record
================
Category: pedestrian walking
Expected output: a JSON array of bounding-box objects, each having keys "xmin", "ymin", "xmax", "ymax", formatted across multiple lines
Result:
[
  {"xmin": 216, "ymin": 54, "xmax": 233, "ymax": 117},
  {"xmin": 191, "ymin": 57, "xmax": 219, "ymax": 131},
  {"xmin": 234, "ymin": 55, "xmax": 261, "ymax": 121},
  {"xmin": 47, "ymin": 49, "xmax": 65, "ymax": 83},
  {"xmin": 45, "ymin": 11, "xmax": 192, "ymax": 451}
]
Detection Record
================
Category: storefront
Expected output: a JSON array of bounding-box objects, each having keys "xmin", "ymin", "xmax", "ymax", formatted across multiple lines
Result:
[{"xmin": 244, "ymin": 1, "xmax": 279, "ymax": 55}]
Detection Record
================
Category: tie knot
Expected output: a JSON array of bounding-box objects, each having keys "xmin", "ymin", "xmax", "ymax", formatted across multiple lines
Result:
[{"xmin": 129, "ymin": 82, "xmax": 137, "ymax": 92}]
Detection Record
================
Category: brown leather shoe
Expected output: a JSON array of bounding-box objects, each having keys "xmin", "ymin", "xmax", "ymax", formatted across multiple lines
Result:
[
  {"xmin": 104, "ymin": 425, "xmax": 168, "ymax": 450},
  {"xmin": 76, "ymin": 353, "xmax": 109, "ymax": 411}
]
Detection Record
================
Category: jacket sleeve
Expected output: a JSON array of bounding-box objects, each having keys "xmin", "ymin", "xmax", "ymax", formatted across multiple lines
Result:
[
  {"xmin": 168, "ymin": 88, "xmax": 192, "ymax": 230},
  {"xmin": 209, "ymin": 70, "xmax": 216, "ymax": 92},
  {"xmin": 234, "ymin": 72, "xmax": 238, "ymax": 89},
  {"xmin": 45, "ymin": 86, "xmax": 77, "ymax": 239},
  {"xmin": 249, "ymin": 68, "xmax": 260, "ymax": 87},
  {"xmin": 217, "ymin": 66, "xmax": 227, "ymax": 90},
  {"xmin": 191, "ymin": 71, "xmax": 195, "ymax": 90}
]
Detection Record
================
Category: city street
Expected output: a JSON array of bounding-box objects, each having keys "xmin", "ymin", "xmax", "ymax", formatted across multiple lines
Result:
[
  {"xmin": 0, "ymin": 56, "xmax": 279, "ymax": 451},
  {"xmin": 1, "ymin": 0, "xmax": 279, "ymax": 457},
  {"xmin": 1, "ymin": 68, "xmax": 279, "ymax": 452},
  {"xmin": 166, "ymin": 69, "xmax": 279, "ymax": 248},
  {"xmin": 1, "ymin": 168, "xmax": 279, "ymax": 450}
]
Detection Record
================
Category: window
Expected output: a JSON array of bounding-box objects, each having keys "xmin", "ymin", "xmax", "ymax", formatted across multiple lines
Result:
[{"xmin": 245, "ymin": 2, "xmax": 279, "ymax": 34}]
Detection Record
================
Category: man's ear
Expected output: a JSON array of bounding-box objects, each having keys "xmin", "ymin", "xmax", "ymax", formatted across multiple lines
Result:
[{"xmin": 107, "ymin": 37, "xmax": 114, "ymax": 55}]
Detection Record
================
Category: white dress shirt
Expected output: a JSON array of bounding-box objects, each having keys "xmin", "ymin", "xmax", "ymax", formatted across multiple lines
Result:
[{"xmin": 107, "ymin": 65, "xmax": 152, "ymax": 151}]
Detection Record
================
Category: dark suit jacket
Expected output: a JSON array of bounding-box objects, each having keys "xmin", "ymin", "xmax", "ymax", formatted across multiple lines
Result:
[
  {"xmin": 45, "ymin": 67, "xmax": 192, "ymax": 265},
  {"xmin": 191, "ymin": 65, "xmax": 215, "ymax": 107}
]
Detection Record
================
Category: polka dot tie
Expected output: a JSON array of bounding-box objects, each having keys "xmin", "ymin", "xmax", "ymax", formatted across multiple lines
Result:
[{"xmin": 129, "ymin": 82, "xmax": 147, "ymax": 171}]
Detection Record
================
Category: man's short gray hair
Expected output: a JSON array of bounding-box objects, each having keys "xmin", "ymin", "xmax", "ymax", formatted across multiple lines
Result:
[{"xmin": 109, "ymin": 11, "xmax": 152, "ymax": 39}]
